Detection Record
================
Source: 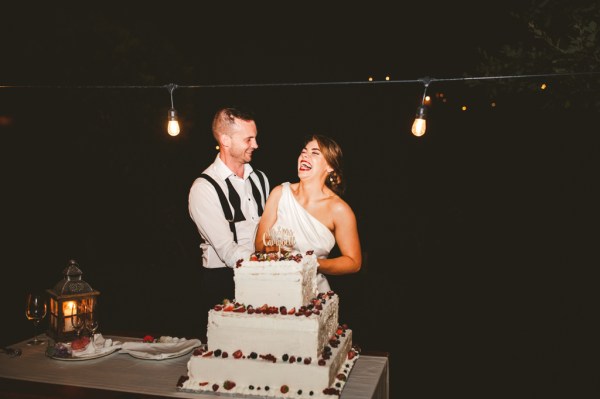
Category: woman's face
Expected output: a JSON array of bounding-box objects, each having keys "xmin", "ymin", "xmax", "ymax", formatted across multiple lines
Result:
[{"xmin": 298, "ymin": 139, "xmax": 331, "ymax": 181}]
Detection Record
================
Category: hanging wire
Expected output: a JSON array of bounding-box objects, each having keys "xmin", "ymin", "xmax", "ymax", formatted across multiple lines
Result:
[
  {"xmin": 167, "ymin": 83, "xmax": 177, "ymax": 108},
  {"xmin": 419, "ymin": 77, "xmax": 431, "ymax": 104},
  {"xmin": 1, "ymin": 71, "xmax": 599, "ymax": 90}
]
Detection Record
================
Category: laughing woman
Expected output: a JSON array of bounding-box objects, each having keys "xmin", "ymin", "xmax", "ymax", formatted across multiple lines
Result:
[{"xmin": 255, "ymin": 134, "xmax": 362, "ymax": 292}]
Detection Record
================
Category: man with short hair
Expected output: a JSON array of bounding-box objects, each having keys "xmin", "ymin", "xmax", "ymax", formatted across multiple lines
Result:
[{"xmin": 188, "ymin": 107, "xmax": 269, "ymax": 333}]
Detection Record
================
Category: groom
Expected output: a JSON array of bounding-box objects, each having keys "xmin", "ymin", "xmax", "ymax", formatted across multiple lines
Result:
[{"xmin": 188, "ymin": 106, "xmax": 269, "ymax": 333}]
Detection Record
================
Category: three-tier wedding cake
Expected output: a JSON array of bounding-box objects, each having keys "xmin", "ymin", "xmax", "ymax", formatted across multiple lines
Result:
[{"xmin": 177, "ymin": 251, "xmax": 360, "ymax": 398}]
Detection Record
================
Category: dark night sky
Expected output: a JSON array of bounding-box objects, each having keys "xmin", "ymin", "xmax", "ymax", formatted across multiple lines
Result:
[{"xmin": 1, "ymin": 3, "xmax": 598, "ymax": 398}]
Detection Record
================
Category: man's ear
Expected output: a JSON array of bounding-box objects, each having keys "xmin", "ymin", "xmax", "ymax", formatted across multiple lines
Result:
[{"xmin": 220, "ymin": 134, "xmax": 231, "ymax": 148}]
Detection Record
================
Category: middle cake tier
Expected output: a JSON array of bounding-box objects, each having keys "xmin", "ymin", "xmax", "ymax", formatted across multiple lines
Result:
[{"xmin": 207, "ymin": 293, "xmax": 339, "ymax": 359}]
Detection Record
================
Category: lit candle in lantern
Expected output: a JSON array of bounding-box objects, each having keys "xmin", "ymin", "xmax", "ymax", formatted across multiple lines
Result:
[
  {"xmin": 63, "ymin": 301, "xmax": 77, "ymax": 316},
  {"xmin": 63, "ymin": 301, "xmax": 77, "ymax": 332}
]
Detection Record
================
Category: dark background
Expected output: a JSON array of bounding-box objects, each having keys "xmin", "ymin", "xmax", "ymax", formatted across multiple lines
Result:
[{"xmin": 1, "ymin": 3, "xmax": 598, "ymax": 398}]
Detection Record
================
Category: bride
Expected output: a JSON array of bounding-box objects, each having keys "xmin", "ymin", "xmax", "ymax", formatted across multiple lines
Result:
[{"xmin": 255, "ymin": 135, "xmax": 362, "ymax": 292}]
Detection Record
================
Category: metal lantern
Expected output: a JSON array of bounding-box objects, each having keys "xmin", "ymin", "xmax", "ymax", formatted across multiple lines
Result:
[{"xmin": 46, "ymin": 259, "xmax": 100, "ymax": 342}]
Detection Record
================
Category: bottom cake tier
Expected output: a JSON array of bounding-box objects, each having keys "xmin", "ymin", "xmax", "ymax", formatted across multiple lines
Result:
[{"xmin": 177, "ymin": 328, "xmax": 359, "ymax": 398}]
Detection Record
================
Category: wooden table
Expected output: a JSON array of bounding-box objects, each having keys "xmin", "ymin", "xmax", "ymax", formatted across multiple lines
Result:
[{"xmin": 0, "ymin": 335, "xmax": 389, "ymax": 399}]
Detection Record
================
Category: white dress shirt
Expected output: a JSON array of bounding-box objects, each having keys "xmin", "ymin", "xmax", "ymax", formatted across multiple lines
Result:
[{"xmin": 188, "ymin": 156, "xmax": 269, "ymax": 268}]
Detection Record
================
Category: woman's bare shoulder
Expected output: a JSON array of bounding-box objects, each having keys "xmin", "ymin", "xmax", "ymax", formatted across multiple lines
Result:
[{"xmin": 329, "ymin": 195, "xmax": 355, "ymax": 216}]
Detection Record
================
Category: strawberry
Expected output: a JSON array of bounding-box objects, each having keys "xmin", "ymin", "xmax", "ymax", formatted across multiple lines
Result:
[
  {"xmin": 233, "ymin": 350, "xmax": 243, "ymax": 359},
  {"xmin": 280, "ymin": 385, "xmax": 289, "ymax": 393},
  {"xmin": 202, "ymin": 351, "xmax": 213, "ymax": 357},
  {"xmin": 347, "ymin": 350, "xmax": 356, "ymax": 360},
  {"xmin": 199, "ymin": 382, "xmax": 209, "ymax": 386},
  {"xmin": 287, "ymin": 307, "xmax": 296, "ymax": 315},
  {"xmin": 223, "ymin": 380, "xmax": 236, "ymax": 390},
  {"xmin": 223, "ymin": 304, "xmax": 234, "ymax": 311}
]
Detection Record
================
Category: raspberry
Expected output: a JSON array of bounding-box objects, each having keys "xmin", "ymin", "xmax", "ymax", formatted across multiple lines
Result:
[
  {"xmin": 304, "ymin": 357, "xmax": 311, "ymax": 364},
  {"xmin": 318, "ymin": 359, "xmax": 326, "ymax": 366},
  {"xmin": 222, "ymin": 352, "xmax": 228, "ymax": 358},
  {"xmin": 280, "ymin": 385, "xmax": 289, "ymax": 393},
  {"xmin": 233, "ymin": 350, "xmax": 243, "ymax": 359},
  {"xmin": 212, "ymin": 384, "xmax": 219, "ymax": 391}
]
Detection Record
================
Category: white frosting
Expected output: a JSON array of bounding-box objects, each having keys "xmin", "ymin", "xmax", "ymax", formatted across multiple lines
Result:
[
  {"xmin": 179, "ymin": 330, "xmax": 357, "ymax": 398},
  {"xmin": 234, "ymin": 254, "xmax": 318, "ymax": 309},
  {"xmin": 179, "ymin": 253, "xmax": 358, "ymax": 398},
  {"xmin": 207, "ymin": 295, "xmax": 339, "ymax": 359}
]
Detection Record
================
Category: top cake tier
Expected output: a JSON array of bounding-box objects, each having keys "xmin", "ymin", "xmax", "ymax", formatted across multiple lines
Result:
[{"xmin": 234, "ymin": 253, "xmax": 318, "ymax": 309}]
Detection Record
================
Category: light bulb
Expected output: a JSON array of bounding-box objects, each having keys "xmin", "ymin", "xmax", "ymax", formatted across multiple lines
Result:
[
  {"xmin": 411, "ymin": 105, "xmax": 427, "ymax": 137},
  {"xmin": 167, "ymin": 108, "xmax": 180, "ymax": 136}
]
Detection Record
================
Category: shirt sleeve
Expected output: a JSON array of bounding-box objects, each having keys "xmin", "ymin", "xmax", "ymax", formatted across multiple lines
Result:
[{"xmin": 188, "ymin": 178, "xmax": 254, "ymax": 268}]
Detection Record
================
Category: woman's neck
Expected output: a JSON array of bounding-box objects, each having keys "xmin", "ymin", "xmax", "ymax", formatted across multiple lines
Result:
[{"xmin": 296, "ymin": 178, "xmax": 328, "ymax": 200}]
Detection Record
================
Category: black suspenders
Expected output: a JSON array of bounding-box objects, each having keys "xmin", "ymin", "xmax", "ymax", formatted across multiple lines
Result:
[{"xmin": 199, "ymin": 171, "xmax": 268, "ymax": 243}]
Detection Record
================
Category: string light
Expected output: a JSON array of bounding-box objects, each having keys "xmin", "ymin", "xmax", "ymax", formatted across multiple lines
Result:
[
  {"xmin": 411, "ymin": 77, "xmax": 430, "ymax": 137},
  {"xmin": 1, "ymin": 71, "xmax": 597, "ymax": 137},
  {"xmin": 167, "ymin": 83, "xmax": 180, "ymax": 137}
]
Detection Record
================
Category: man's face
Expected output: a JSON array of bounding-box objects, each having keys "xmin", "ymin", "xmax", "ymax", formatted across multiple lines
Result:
[{"xmin": 226, "ymin": 118, "xmax": 258, "ymax": 164}]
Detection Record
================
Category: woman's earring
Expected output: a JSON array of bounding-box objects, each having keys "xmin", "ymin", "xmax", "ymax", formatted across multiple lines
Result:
[{"xmin": 329, "ymin": 172, "xmax": 335, "ymax": 183}]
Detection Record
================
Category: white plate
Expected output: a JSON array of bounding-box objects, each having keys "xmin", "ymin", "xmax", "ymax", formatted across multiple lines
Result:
[
  {"xmin": 48, "ymin": 345, "xmax": 121, "ymax": 361},
  {"xmin": 121, "ymin": 339, "xmax": 202, "ymax": 360}
]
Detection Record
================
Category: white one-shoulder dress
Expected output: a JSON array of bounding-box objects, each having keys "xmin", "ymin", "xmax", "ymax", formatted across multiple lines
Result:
[{"xmin": 274, "ymin": 182, "xmax": 335, "ymax": 292}]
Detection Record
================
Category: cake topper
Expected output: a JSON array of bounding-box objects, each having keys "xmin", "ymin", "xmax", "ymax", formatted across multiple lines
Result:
[{"xmin": 262, "ymin": 226, "xmax": 296, "ymax": 256}]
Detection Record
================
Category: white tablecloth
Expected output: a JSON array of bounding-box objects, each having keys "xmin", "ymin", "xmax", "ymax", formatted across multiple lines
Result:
[{"xmin": 0, "ymin": 335, "xmax": 389, "ymax": 399}]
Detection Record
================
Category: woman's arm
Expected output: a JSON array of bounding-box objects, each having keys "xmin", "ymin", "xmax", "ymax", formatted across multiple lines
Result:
[
  {"xmin": 254, "ymin": 185, "xmax": 283, "ymax": 252},
  {"xmin": 317, "ymin": 200, "xmax": 362, "ymax": 275}
]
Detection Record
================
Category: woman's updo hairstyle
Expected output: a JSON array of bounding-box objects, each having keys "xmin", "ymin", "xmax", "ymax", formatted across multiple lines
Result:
[{"xmin": 305, "ymin": 134, "xmax": 345, "ymax": 196}]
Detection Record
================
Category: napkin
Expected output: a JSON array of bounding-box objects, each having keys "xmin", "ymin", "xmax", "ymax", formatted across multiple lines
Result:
[
  {"xmin": 71, "ymin": 334, "xmax": 122, "ymax": 358},
  {"xmin": 120, "ymin": 337, "xmax": 202, "ymax": 360}
]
